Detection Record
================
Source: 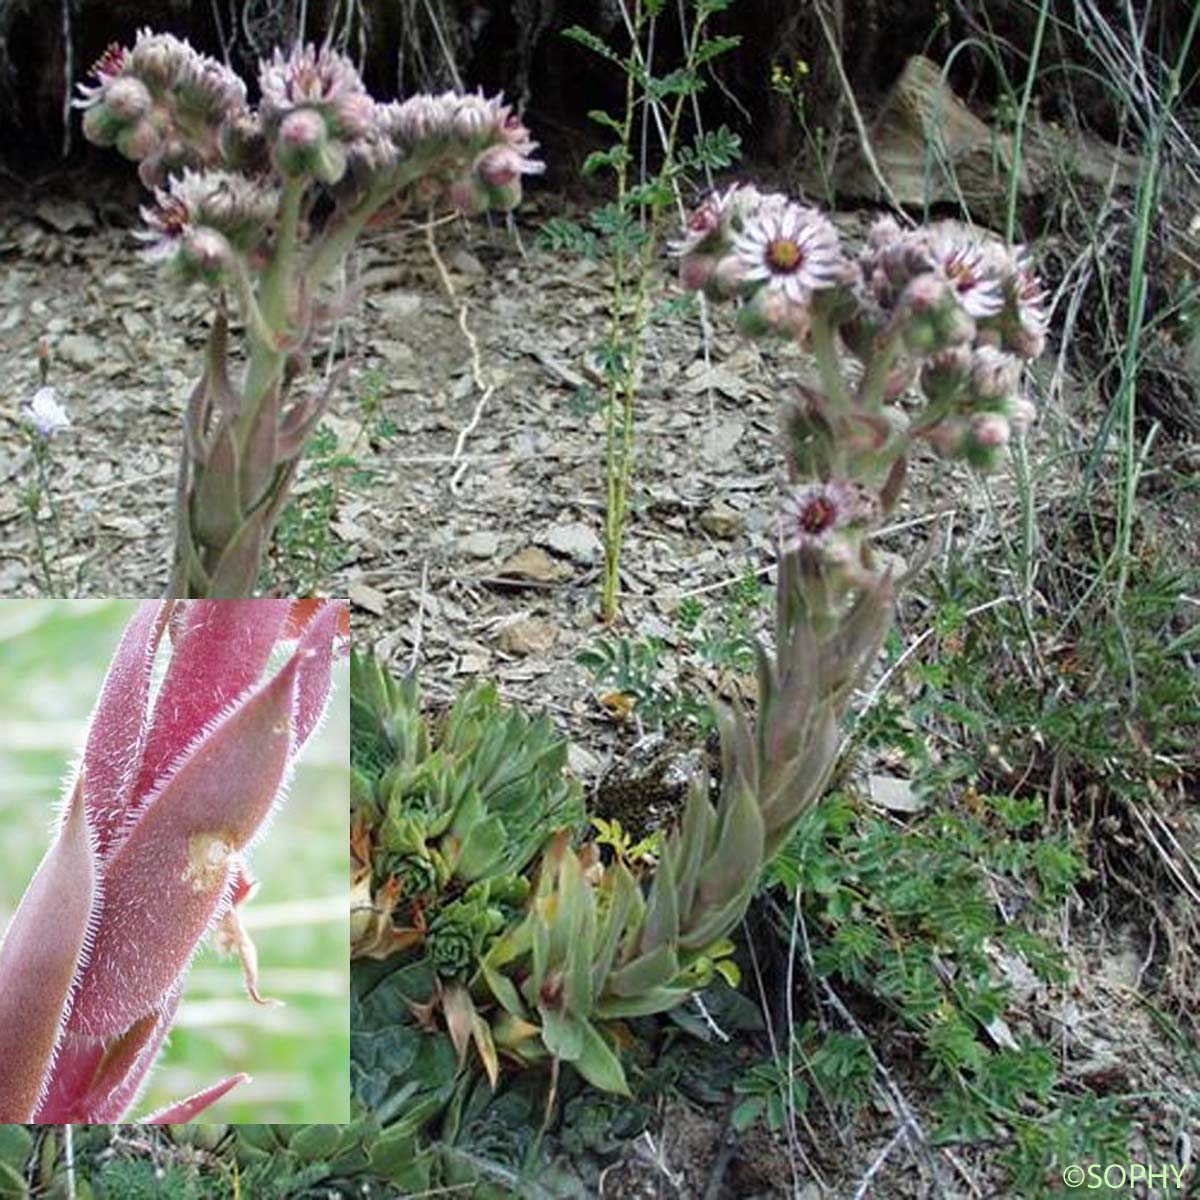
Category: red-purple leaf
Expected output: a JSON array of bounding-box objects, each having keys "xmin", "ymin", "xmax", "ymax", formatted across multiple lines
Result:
[
  {"xmin": 83, "ymin": 601, "xmax": 174, "ymax": 858},
  {"xmin": 0, "ymin": 777, "xmax": 98, "ymax": 1121},
  {"xmin": 34, "ymin": 995, "xmax": 172, "ymax": 1122},
  {"xmin": 292, "ymin": 599, "xmax": 347, "ymax": 755},
  {"xmin": 140, "ymin": 1072, "xmax": 249, "ymax": 1124},
  {"xmin": 67, "ymin": 652, "xmax": 302, "ymax": 1038},
  {"xmin": 130, "ymin": 599, "xmax": 292, "ymax": 814}
]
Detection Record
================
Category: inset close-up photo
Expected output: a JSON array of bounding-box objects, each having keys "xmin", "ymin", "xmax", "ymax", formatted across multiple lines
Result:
[{"xmin": 0, "ymin": 598, "xmax": 349, "ymax": 1127}]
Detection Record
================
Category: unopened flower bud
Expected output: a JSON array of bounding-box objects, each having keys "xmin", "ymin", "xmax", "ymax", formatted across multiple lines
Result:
[
  {"xmin": 1005, "ymin": 324, "xmax": 1046, "ymax": 360},
  {"xmin": 920, "ymin": 347, "xmax": 972, "ymax": 405},
  {"xmin": 137, "ymin": 156, "xmax": 167, "ymax": 188},
  {"xmin": 129, "ymin": 32, "xmax": 190, "ymax": 88},
  {"xmin": 332, "ymin": 92, "xmax": 375, "ymax": 139},
  {"xmin": 104, "ymin": 76, "xmax": 152, "ymax": 123},
  {"xmin": 475, "ymin": 143, "xmax": 522, "ymax": 188},
  {"xmin": 447, "ymin": 176, "xmax": 489, "ymax": 215},
  {"xmin": 220, "ymin": 110, "xmax": 268, "ymax": 173},
  {"xmin": 900, "ymin": 273, "xmax": 952, "ymax": 353},
  {"xmin": 1007, "ymin": 396, "xmax": 1038, "ymax": 434},
  {"xmin": 484, "ymin": 180, "xmax": 523, "ymax": 212},
  {"xmin": 711, "ymin": 252, "xmax": 752, "ymax": 297},
  {"xmin": 737, "ymin": 286, "xmax": 808, "ymax": 340},
  {"xmin": 969, "ymin": 346, "xmax": 1021, "ymax": 406},
  {"xmin": 900, "ymin": 273, "xmax": 976, "ymax": 354},
  {"xmin": 312, "ymin": 140, "xmax": 347, "ymax": 185},
  {"xmin": 275, "ymin": 108, "xmax": 327, "ymax": 177},
  {"xmin": 680, "ymin": 252, "xmax": 718, "ymax": 292},
  {"xmin": 923, "ymin": 416, "xmax": 969, "ymax": 459},
  {"xmin": 180, "ymin": 227, "xmax": 233, "ymax": 283},
  {"xmin": 82, "ymin": 103, "xmax": 122, "ymax": 147},
  {"xmin": 116, "ymin": 116, "xmax": 162, "ymax": 162},
  {"xmin": 970, "ymin": 413, "xmax": 1010, "ymax": 448},
  {"xmin": 280, "ymin": 107, "xmax": 325, "ymax": 151}
]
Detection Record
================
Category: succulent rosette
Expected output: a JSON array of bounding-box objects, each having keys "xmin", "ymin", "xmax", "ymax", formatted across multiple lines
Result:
[{"xmin": 0, "ymin": 599, "xmax": 347, "ymax": 1124}]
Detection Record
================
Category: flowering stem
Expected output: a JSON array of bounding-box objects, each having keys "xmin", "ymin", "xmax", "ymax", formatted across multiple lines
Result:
[
  {"xmin": 305, "ymin": 156, "xmax": 433, "ymax": 291},
  {"xmin": 856, "ymin": 326, "xmax": 902, "ymax": 412},
  {"xmin": 809, "ymin": 310, "xmax": 852, "ymax": 417},
  {"xmin": 261, "ymin": 177, "xmax": 305, "ymax": 329},
  {"xmin": 241, "ymin": 178, "xmax": 306, "ymax": 416},
  {"xmin": 29, "ymin": 441, "xmax": 63, "ymax": 598}
]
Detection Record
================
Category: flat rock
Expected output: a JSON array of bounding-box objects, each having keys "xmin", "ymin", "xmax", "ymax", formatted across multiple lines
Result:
[
  {"xmin": 349, "ymin": 581, "xmax": 388, "ymax": 615},
  {"xmin": 497, "ymin": 544, "xmax": 570, "ymax": 583},
  {"xmin": 458, "ymin": 530, "xmax": 500, "ymax": 559},
  {"xmin": 56, "ymin": 333, "xmax": 103, "ymax": 368},
  {"xmin": 700, "ymin": 415, "xmax": 746, "ymax": 463},
  {"xmin": 499, "ymin": 616, "xmax": 559, "ymax": 656},
  {"xmin": 868, "ymin": 774, "xmax": 925, "ymax": 813},
  {"xmin": 699, "ymin": 503, "xmax": 746, "ymax": 539},
  {"xmin": 373, "ymin": 291, "xmax": 422, "ymax": 318},
  {"xmin": 35, "ymin": 198, "xmax": 94, "ymax": 234},
  {"xmin": 447, "ymin": 248, "xmax": 486, "ymax": 277},
  {"xmin": 544, "ymin": 520, "xmax": 602, "ymax": 565}
]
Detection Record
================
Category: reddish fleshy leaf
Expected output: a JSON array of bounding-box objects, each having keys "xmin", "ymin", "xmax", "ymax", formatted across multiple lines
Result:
[
  {"xmin": 67, "ymin": 651, "xmax": 302, "ymax": 1038},
  {"xmin": 34, "ymin": 995, "xmax": 175, "ymax": 1122},
  {"xmin": 140, "ymin": 1072, "xmax": 249, "ymax": 1124},
  {"xmin": 292, "ymin": 599, "xmax": 347, "ymax": 754},
  {"xmin": 0, "ymin": 777, "xmax": 98, "ymax": 1121},
  {"xmin": 88, "ymin": 986, "xmax": 183, "ymax": 1121},
  {"xmin": 83, "ymin": 600, "xmax": 174, "ymax": 858},
  {"xmin": 130, "ymin": 599, "xmax": 292, "ymax": 815},
  {"xmin": 283, "ymin": 598, "xmax": 350, "ymax": 640}
]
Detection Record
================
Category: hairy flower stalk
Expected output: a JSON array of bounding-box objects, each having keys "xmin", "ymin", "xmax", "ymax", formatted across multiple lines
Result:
[
  {"xmin": 75, "ymin": 33, "xmax": 542, "ymax": 596},
  {"xmin": 670, "ymin": 194, "xmax": 1046, "ymax": 864},
  {"xmin": 0, "ymin": 598, "xmax": 347, "ymax": 1123}
]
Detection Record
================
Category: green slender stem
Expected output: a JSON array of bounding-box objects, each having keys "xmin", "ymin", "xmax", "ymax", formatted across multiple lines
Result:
[
  {"xmin": 305, "ymin": 158, "xmax": 432, "ymax": 290},
  {"xmin": 261, "ymin": 178, "xmax": 305, "ymax": 328},
  {"xmin": 600, "ymin": 0, "xmax": 715, "ymax": 622},
  {"xmin": 855, "ymin": 328, "xmax": 902, "ymax": 412},
  {"xmin": 809, "ymin": 311, "xmax": 852, "ymax": 417},
  {"xmin": 28, "ymin": 442, "xmax": 61, "ymax": 597},
  {"xmin": 230, "ymin": 255, "xmax": 279, "ymax": 356},
  {"xmin": 600, "ymin": 3, "xmax": 640, "ymax": 625},
  {"xmin": 1112, "ymin": 4, "xmax": 1199, "ymax": 626},
  {"xmin": 240, "ymin": 178, "xmax": 306, "ymax": 434}
]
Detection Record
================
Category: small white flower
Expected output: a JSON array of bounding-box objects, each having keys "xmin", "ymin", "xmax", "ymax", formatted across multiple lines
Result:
[
  {"xmin": 730, "ymin": 200, "xmax": 842, "ymax": 305},
  {"xmin": 779, "ymin": 479, "xmax": 866, "ymax": 554},
  {"xmin": 23, "ymin": 386, "xmax": 71, "ymax": 438},
  {"xmin": 927, "ymin": 227, "xmax": 1006, "ymax": 320}
]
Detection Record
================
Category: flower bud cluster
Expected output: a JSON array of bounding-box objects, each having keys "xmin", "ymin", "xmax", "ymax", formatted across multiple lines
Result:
[
  {"xmin": 74, "ymin": 30, "xmax": 247, "ymax": 187},
  {"xmin": 258, "ymin": 44, "xmax": 378, "ymax": 184},
  {"xmin": 867, "ymin": 219, "xmax": 1046, "ymax": 470},
  {"xmin": 378, "ymin": 89, "xmax": 545, "ymax": 213},
  {"xmin": 854, "ymin": 217, "xmax": 1047, "ymax": 361},
  {"xmin": 136, "ymin": 169, "xmax": 279, "ymax": 284},
  {"xmin": 676, "ymin": 189, "xmax": 1048, "ymax": 474}
]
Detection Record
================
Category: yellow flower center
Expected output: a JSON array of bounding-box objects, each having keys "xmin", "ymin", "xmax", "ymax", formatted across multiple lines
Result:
[{"xmin": 766, "ymin": 238, "xmax": 803, "ymax": 273}]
